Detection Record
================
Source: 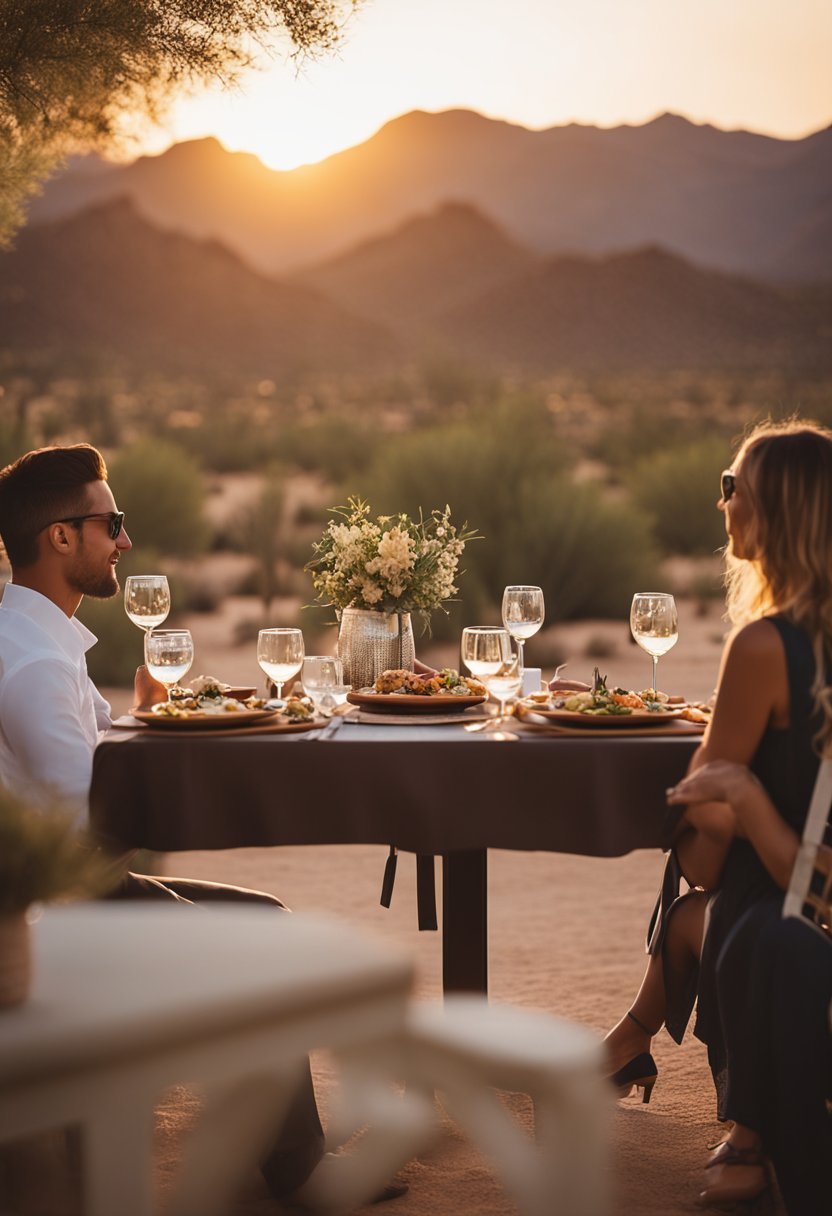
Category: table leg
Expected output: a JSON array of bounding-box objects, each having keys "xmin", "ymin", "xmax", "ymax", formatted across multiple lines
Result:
[{"xmin": 442, "ymin": 850, "xmax": 488, "ymax": 995}]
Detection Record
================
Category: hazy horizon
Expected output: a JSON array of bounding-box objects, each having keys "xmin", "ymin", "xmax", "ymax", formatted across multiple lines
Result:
[{"xmin": 103, "ymin": 104, "xmax": 831, "ymax": 174}]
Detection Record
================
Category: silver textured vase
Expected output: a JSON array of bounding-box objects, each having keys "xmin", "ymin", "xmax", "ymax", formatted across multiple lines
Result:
[{"xmin": 338, "ymin": 608, "xmax": 415, "ymax": 689}]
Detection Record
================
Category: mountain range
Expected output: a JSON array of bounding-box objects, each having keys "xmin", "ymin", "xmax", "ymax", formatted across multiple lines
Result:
[
  {"xmin": 3, "ymin": 198, "xmax": 830, "ymax": 377},
  {"xmin": 27, "ymin": 109, "xmax": 832, "ymax": 283},
  {"xmin": 0, "ymin": 200, "xmax": 395, "ymax": 375}
]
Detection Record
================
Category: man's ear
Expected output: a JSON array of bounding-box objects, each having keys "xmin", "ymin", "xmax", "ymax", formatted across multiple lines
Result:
[{"xmin": 44, "ymin": 523, "xmax": 75, "ymax": 555}]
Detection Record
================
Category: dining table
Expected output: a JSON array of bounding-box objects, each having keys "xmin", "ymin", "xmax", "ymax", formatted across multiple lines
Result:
[{"xmin": 90, "ymin": 715, "xmax": 702, "ymax": 995}]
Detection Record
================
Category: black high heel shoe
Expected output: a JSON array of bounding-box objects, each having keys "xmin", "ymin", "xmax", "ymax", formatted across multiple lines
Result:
[
  {"xmin": 607, "ymin": 1010, "xmax": 659, "ymax": 1103},
  {"xmin": 609, "ymin": 1052, "xmax": 658, "ymax": 1103}
]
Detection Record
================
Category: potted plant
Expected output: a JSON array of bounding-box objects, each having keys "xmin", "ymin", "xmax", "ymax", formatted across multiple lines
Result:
[
  {"xmin": 0, "ymin": 790, "xmax": 113, "ymax": 1008},
  {"xmin": 306, "ymin": 498, "xmax": 479, "ymax": 688}
]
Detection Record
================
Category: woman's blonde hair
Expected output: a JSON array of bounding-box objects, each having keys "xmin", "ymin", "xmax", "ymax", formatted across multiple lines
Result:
[{"xmin": 724, "ymin": 418, "xmax": 832, "ymax": 753}]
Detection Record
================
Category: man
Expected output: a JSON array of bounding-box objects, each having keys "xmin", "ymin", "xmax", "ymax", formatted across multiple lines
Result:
[{"xmin": 0, "ymin": 444, "xmax": 326, "ymax": 1200}]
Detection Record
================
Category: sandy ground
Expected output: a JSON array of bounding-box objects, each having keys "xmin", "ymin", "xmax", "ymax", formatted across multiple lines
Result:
[{"xmin": 39, "ymin": 595, "xmax": 772, "ymax": 1216}]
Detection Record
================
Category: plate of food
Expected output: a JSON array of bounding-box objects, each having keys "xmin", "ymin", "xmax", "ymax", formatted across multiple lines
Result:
[
  {"xmin": 182, "ymin": 675, "xmax": 258, "ymax": 702},
  {"xmin": 129, "ymin": 692, "xmax": 321, "ymax": 732},
  {"xmin": 348, "ymin": 668, "xmax": 488, "ymax": 714},
  {"xmin": 520, "ymin": 674, "xmax": 690, "ymax": 728}
]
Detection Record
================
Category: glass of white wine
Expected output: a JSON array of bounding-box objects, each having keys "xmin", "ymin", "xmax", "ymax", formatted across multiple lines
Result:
[
  {"xmin": 301, "ymin": 655, "xmax": 348, "ymax": 716},
  {"xmin": 461, "ymin": 626, "xmax": 511, "ymax": 680},
  {"xmin": 144, "ymin": 629, "xmax": 194, "ymax": 701},
  {"xmin": 630, "ymin": 592, "xmax": 679, "ymax": 695},
  {"xmin": 257, "ymin": 628, "xmax": 304, "ymax": 703},
  {"xmin": 502, "ymin": 585, "xmax": 545, "ymax": 675},
  {"xmin": 483, "ymin": 634, "xmax": 523, "ymax": 718},
  {"xmin": 125, "ymin": 575, "xmax": 170, "ymax": 635}
]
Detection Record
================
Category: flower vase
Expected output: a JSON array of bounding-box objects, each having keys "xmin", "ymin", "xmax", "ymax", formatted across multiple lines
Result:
[
  {"xmin": 0, "ymin": 912, "xmax": 32, "ymax": 1008},
  {"xmin": 338, "ymin": 608, "xmax": 415, "ymax": 689}
]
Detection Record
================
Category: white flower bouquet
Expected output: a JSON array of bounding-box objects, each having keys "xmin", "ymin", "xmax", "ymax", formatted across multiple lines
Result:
[{"xmin": 306, "ymin": 497, "xmax": 478, "ymax": 621}]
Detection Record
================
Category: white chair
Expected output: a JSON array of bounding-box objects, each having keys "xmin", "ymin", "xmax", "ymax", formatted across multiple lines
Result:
[
  {"xmin": 783, "ymin": 755, "xmax": 832, "ymax": 940},
  {"xmin": 317, "ymin": 996, "xmax": 609, "ymax": 1216}
]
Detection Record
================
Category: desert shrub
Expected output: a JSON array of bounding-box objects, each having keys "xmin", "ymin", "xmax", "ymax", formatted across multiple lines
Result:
[
  {"xmin": 77, "ymin": 596, "xmax": 145, "ymax": 687},
  {"xmin": 177, "ymin": 417, "xmax": 280, "ymax": 472},
  {"xmin": 109, "ymin": 439, "xmax": 209, "ymax": 556},
  {"xmin": 280, "ymin": 416, "xmax": 384, "ymax": 483},
  {"xmin": 628, "ymin": 438, "xmax": 728, "ymax": 555},
  {"xmin": 357, "ymin": 413, "xmax": 658, "ymax": 623}
]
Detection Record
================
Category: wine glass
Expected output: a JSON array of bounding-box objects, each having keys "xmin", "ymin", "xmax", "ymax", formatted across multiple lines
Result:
[
  {"xmin": 301, "ymin": 656, "xmax": 348, "ymax": 716},
  {"xmin": 257, "ymin": 628, "xmax": 304, "ymax": 703},
  {"xmin": 144, "ymin": 629, "xmax": 194, "ymax": 701},
  {"xmin": 125, "ymin": 575, "xmax": 170, "ymax": 635},
  {"xmin": 630, "ymin": 592, "xmax": 679, "ymax": 695},
  {"xmin": 461, "ymin": 626, "xmax": 511, "ymax": 680},
  {"xmin": 502, "ymin": 585, "xmax": 544, "ymax": 676},
  {"xmin": 482, "ymin": 632, "xmax": 523, "ymax": 719}
]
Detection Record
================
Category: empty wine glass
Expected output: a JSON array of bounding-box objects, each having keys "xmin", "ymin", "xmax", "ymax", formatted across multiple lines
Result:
[
  {"xmin": 125, "ymin": 574, "xmax": 170, "ymax": 635},
  {"xmin": 144, "ymin": 629, "xmax": 194, "ymax": 701},
  {"xmin": 630, "ymin": 592, "xmax": 679, "ymax": 695},
  {"xmin": 502, "ymin": 585, "xmax": 544, "ymax": 675},
  {"xmin": 257, "ymin": 628, "xmax": 304, "ymax": 703},
  {"xmin": 301, "ymin": 655, "xmax": 348, "ymax": 716}
]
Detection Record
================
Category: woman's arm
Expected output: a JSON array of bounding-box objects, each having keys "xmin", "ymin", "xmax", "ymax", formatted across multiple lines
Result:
[
  {"xmin": 667, "ymin": 760, "xmax": 800, "ymax": 891},
  {"xmin": 671, "ymin": 619, "xmax": 788, "ymax": 887}
]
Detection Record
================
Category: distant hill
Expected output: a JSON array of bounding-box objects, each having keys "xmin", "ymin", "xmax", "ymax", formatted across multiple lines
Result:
[
  {"xmin": 437, "ymin": 246, "xmax": 832, "ymax": 373},
  {"xmin": 27, "ymin": 109, "xmax": 832, "ymax": 282},
  {"xmin": 0, "ymin": 199, "xmax": 396, "ymax": 375},
  {"xmin": 293, "ymin": 201, "xmax": 537, "ymax": 333}
]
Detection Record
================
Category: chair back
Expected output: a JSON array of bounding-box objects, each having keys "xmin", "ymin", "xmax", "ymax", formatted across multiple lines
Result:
[{"xmin": 783, "ymin": 757, "xmax": 832, "ymax": 941}]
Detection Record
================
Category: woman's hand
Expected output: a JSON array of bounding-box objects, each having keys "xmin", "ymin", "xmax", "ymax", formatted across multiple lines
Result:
[{"xmin": 667, "ymin": 759, "xmax": 760, "ymax": 809}]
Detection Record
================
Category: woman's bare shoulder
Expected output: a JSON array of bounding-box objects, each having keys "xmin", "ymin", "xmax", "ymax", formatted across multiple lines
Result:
[{"xmin": 724, "ymin": 618, "xmax": 784, "ymax": 665}]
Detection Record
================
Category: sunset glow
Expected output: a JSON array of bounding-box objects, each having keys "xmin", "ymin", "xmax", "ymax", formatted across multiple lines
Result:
[{"xmin": 130, "ymin": 0, "xmax": 832, "ymax": 170}]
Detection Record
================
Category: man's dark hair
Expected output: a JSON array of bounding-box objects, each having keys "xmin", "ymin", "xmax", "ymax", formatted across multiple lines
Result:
[{"xmin": 0, "ymin": 444, "xmax": 108, "ymax": 569}]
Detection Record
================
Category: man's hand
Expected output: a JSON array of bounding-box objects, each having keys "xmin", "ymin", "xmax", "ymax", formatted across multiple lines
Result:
[{"xmin": 134, "ymin": 664, "xmax": 168, "ymax": 710}]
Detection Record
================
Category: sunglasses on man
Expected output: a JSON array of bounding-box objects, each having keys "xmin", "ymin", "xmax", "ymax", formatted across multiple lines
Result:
[
  {"xmin": 55, "ymin": 511, "xmax": 126, "ymax": 539},
  {"xmin": 720, "ymin": 472, "xmax": 736, "ymax": 503}
]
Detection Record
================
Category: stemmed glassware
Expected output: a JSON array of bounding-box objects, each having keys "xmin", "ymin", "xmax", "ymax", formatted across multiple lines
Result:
[
  {"xmin": 501, "ymin": 585, "xmax": 544, "ymax": 675},
  {"xmin": 462, "ymin": 627, "xmax": 522, "ymax": 724},
  {"xmin": 257, "ymin": 628, "xmax": 304, "ymax": 703},
  {"xmin": 461, "ymin": 626, "xmax": 511, "ymax": 680},
  {"xmin": 482, "ymin": 632, "xmax": 523, "ymax": 718},
  {"xmin": 630, "ymin": 592, "xmax": 679, "ymax": 695},
  {"xmin": 301, "ymin": 656, "xmax": 348, "ymax": 716},
  {"xmin": 144, "ymin": 629, "xmax": 194, "ymax": 701},
  {"xmin": 124, "ymin": 575, "xmax": 170, "ymax": 635}
]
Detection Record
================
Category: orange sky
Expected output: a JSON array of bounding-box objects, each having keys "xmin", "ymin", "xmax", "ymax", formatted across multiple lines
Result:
[{"xmin": 132, "ymin": 0, "xmax": 832, "ymax": 169}]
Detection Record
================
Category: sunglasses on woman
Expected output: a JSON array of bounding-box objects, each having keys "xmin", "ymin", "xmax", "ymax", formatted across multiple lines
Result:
[
  {"xmin": 54, "ymin": 511, "xmax": 126, "ymax": 539},
  {"xmin": 720, "ymin": 472, "xmax": 736, "ymax": 503}
]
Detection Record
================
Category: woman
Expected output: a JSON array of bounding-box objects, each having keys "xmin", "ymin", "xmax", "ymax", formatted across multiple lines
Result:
[
  {"xmin": 667, "ymin": 760, "xmax": 831, "ymax": 1213},
  {"xmin": 603, "ymin": 419, "xmax": 832, "ymax": 1202}
]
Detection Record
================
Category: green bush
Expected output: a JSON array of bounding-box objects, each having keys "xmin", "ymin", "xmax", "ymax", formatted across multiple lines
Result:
[
  {"xmin": 356, "ymin": 410, "xmax": 659, "ymax": 624},
  {"xmin": 280, "ymin": 416, "xmax": 384, "ymax": 483},
  {"xmin": 628, "ymin": 438, "xmax": 728, "ymax": 555},
  {"xmin": 109, "ymin": 439, "xmax": 208, "ymax": 556},
  {"xmin": 77, "ymin": 596, "xmax": 145, "ymax": 687}
]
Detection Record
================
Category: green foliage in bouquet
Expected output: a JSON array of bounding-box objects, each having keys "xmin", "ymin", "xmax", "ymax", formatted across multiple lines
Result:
[
  {"xmin": 0, "ymin": 789, "xmax": 116, "ymax": 915},
  {"xmin": 306, "ymin": 497, "xmax": 479, "ymax": 622}
]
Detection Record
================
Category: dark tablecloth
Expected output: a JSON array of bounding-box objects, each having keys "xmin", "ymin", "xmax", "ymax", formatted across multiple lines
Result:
[{"xmin": 91, "ymin": 721, "xmax": 699, "ymax": 858}]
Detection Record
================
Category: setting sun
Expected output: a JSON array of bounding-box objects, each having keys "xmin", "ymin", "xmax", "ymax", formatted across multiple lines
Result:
[{"xmin": 129, "ymin": 0, "xmax": 832, "ymax": 170}]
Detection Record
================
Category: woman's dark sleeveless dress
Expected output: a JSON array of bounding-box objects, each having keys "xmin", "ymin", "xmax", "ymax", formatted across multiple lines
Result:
[{"xmin": 656, "ymin": 615, "xmax": 822, "ymax": 1115}]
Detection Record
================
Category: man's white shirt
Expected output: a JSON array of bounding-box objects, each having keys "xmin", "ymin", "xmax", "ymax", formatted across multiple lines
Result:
[{"xmin": 0, "ymin": 582, "xmax": 112, "ymax": 825}]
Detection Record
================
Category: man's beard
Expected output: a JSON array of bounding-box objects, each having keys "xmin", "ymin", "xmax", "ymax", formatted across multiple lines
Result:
[{"xmin": 68, "ymin": 559, "xmax": 120, "ymax": 600}]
